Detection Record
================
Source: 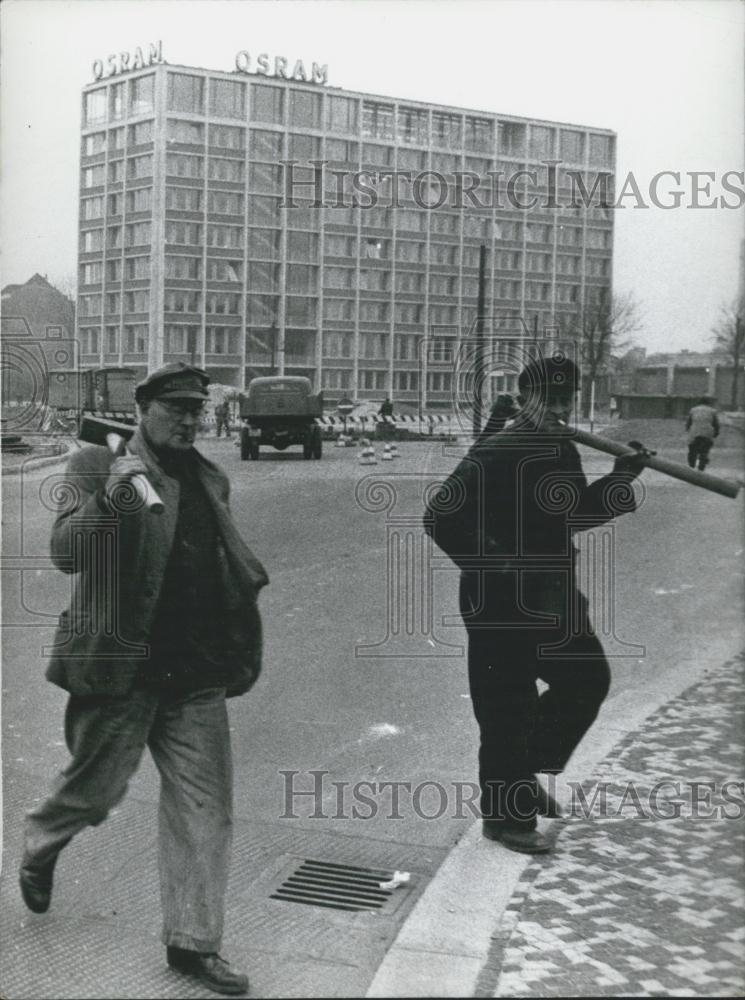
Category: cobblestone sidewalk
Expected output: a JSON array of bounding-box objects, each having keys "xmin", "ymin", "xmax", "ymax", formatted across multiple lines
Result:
[{"xmin": 482, "ymin": 653, "xmax": 745, "ymax": 998}]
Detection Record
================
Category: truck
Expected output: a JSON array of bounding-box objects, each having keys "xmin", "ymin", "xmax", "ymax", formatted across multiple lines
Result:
[
  {"xmin": 239, "ymin": 376, "xmax": 323, "ymax": 461},
  {"xmin": 46, "ymin": 367, "xmax": 137, "ymax": 429}
]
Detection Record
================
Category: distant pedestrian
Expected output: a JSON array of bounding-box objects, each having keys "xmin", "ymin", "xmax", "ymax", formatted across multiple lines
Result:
[
  {"xmin": 425, "ymin": 356, "xmax": 646, "ymax": 855},
  {"xmin": 685, "ymin": 396, "xmax": 719, "ymax": 471},
  {"xmin": 215, "ymin": 400, "xmax": 231, "ymax": 438},
  {"xmin": 378, "ymin": 396, "xmax": 394, "ymax": 439},
  {"xmin": 20, "ymin": 363, "xmax": 268, "ymax": 996}
]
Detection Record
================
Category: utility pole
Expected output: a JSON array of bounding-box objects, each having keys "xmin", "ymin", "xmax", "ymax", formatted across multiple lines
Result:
[
  {"xmin": 472, "ymin": 243, "xmax": 487, "ymax": 439},
  {"xmin": 732, "ymin": 314, "xmax": 743, "ymax": 410}
]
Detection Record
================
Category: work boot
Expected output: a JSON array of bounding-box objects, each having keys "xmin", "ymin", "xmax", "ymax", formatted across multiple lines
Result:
[
  {"xmin": 167, "ymin": 947, "xmax": 249, "ymax": 996},
  {"xmin": 19, "ymin": 845, "xmax": 68, "ymax": 914},
  {"xmin": 482, "ymin": 820, "xmax": 552, "ymax": 855}
]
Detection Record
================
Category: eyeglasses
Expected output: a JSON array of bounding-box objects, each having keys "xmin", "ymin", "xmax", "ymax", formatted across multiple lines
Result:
[{"xmin": 155, "ymin": 399, "xmax": 206, "ymax": 418}]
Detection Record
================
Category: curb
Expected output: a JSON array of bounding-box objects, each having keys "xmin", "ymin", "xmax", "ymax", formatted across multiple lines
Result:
[
  {"xmin": 2, "ymin": 442, "xmax": 75, "ymax": 476},
  {"xmin": 367, "ymin": 629, "xmax": 744, "ymax": 998}
]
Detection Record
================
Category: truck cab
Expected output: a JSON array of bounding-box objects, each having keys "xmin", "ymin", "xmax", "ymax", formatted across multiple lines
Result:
[{"xmin": 239, "ymin": 376, "xmax": 323, "ymax": 460}]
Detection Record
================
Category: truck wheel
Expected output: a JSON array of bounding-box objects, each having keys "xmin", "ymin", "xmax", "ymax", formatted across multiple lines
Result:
[
  {"xmin": 250, "ymin": 441, "xmax": 260, "ymax": 460},
  {"xmin": 303, "ymin": 440, "xmax": 312, "ymax": 459},
  {"xmin": 312, "ymin": 426, "xmax": 322, "ymax": 459},
  {"xmin": 240, "ymin": 427, "xmax": 251, "ymax": 461}
]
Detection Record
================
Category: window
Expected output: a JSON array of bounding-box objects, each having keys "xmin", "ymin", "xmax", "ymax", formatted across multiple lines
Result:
[
  {"xmin": 208, "ymin": 191, "xmax": 244, "ymax": 215},
  {"xmin": 529, "ymin": 125, "xmax": 555, "ymax": 160},
  {"xmin": 326, "ymin": 138, "xmax": 359, "ymax": 163},
  {"xmin": 362, "ymin": 143, "xmax": 394, "ymax": 166},
  {"xmin": 559, "ymin": 225, "xmax": 581, "ymax": 247},
  {"xmin": 359, "ymin": 369, "xmax": 387, "ymax": 391},
  {"xmin": 251, "ymin": 84, "xmax": 284, "ymax": 124},
  {"xmin": 363, "ymin": 237, "xmax": 388, "ymax": 259},
  {"xmin": 107, "ymin": 259, "xmax": 122, "ymax": 281},
  {"xmin": 323, "ymin": 298, "xmax": 354, "ymax": 321},
  {"xmin": 430, "ymin": 274, "xmax": 456, "ymax": 296},
  {"xmin": 166, "ymin": 220, "xmax": 203, "ymax": 244},
  {"xmin": 129, "ymin": 120, "xmax": 154, "ymax": 145},
  {"xmin": 106, "ymin": 326, "xmax": 119, "ymax": 353},
  {"xmin": 428, "ymin": 371, "xmax": 452, "ymax": 392},
  {"xmin": 84, "ymin": 89, "xmax": 107, "ymax": 126},
  {"xmin": 395, "ymin": 270, "xmax": 424, "ymax": 293},
  {"xmin": 210, "ymin": 78, "xmax": 245, "ymax": 119},
  {"xmin": 429, "ymin": 243, "xmax": 458, "ymax": 266},
  {"xmin": 589, "ymin": 134, "xmax": 614, "ymax": 167},
  {"xmin": 110, "ymin": 126, "xmax": 125, "ymax": 149},
  {"xmin": 289, "ymin": 89, "xmax": 322, "ymax": 129},
  {"xmin": 166, "ymin": 255, "xmax": 202, "ymax": 280},
  {"xmin": 527, "ymin": 251, "xmax": 551, "ymax": 273},
  {"xmin": 108, "ymin": 192, "xmax": 123, "ymax": 215},
  {"xmin": 322, "ymin": 368, "xmax": 352, "ymax": 390},
  {"xmin": 465, "ymin": 116, "xmax": 493, "ymax": 153},
  {"xmin": 168, "ymin": 73, "xmax": 205, "ymax": 114},
  {"xmin": 81, "ymin": 197, "xmax": 103, "ymax": 220},
  {"xmin": 78, "ymin": 294, "xmax": 102, "ymax": 317},
  {"xmin": 395, "ymin": 302, "xmax": 422, "ymax": 324},
  {"xmin": 325, "ymin": 204, "xmax": 357, "ymax": 226},
  {"xmin": 109, "ymin": 82, "xmax": 125, "ymax": 121},
  {"xmin": 527, "ymin": 223, "xmax": 552, "ymax": 243},
  {"xmin": 288, "ymin": 230, "xmax": 319, "ymax": 260},
  {"xmin": 125, "ymin": 289, "xmax": 150, "ymax": 312},
  {"xmin": 248, "ymin": 195, "xmax": 280, "ymax": 225},
  {"xmin": 130, "ymin": 75, "xmax": 155, "ymax": 115},
  {"xmin": 126, "ymin": 188, "xmax": 152, "ymax": 213},
  {"xmin": 164, "ymin": 289, "xmax": 201, "ymax": 313},
  {"xmin": 556, "ymin": 284, "xmax": 579, "ymax": 304},
  {"xmin": 205, "ymin": 292, "xmax": 240, "ymax": 315},
  {"xmin": 207, "ymin": 258, "xmax": 242, "ymax": 282},
  {"xmin": 323, "ymin": 332, "xmax": 353, "ymax": 358},
  {"xmin": 289, "ymin": 133, "xmax": 321, "ymax": 160},
  {"xmin": 359, "ymin": 268, "xmax": 390, "ymax": 292},
  {"xmin": 128, "ymin": 154, "xmax": 153, "ymax": 179},
  {"xmin": 167, "ymin": 119, "xmax": 204, "ymax": 145},
  {"xmin": 164, "ymin": 324, "xmax": 196, "ymax": 353},
  {"xmin": 83, "ymin": 165, "xmax": 105, "ymax": 188},
  {"xmin": 396, "ymin": 240, "xmax": 425, "ymax": 263},
  {"xmin": 398, "ymin": 147, "xmax": 426, "ymax": 171},
  {"xmin": 251, "ymin": 129, "xmax": 283, "ymax": 159},
  {"xmin": 498, "ymin": 121, "xmax": 526, "ymax": 157},
  {"xmin": 324, "ymin": 266, "xmax": 354, "ymax": 290},
  {"xmin": 286, "ymin": 264, "xmax": 318, "ymax": 293},
  {"xmin": 325, "ymin": 234, "xmax": 356, "ymax": 258},
  {"xmin": 107, "ymin": 224, "xmax": 122, "ymax": 249},
  {"xmin": 124, "ymin": 324, "xmax": 148, "ymax": 353},
  {"xmin": 359, "ymin": 300, "xmax": 389, "ymax": 322},
  {"xmin": 79, "ymin": 327, "xmax": 100, "ymax": 354},
  {"xmin": 167, "ymin": 153, "xmax": 204, "ymax": 179},
  {"xmin": 247, "ymin": 261, "xmax": 280, "ymax": 290},
  {"xmin": 586, "ymin": 228, "xmax": 611, "ymax": 250},
  {"xmin": 286, "ymin": 296, "xmax": 317, "ymax": 325},
  {"xmin": 209, "ymin": 124, "xmax": 245, "ymax": 149},
  {"xmin": 108, "ymin": 160, "xmax": 124, "ymax": 183},
  {"xmin": 362, "ymin": 102, "xmax": 394, "ymax": 140},
  {"xmin": 431, "ymin": 212, "xmax": 459, "ymax": 236},
  {"xmin": 81, "ymin": 229, "xmax": 103, "ymax": 253},
  {"xmin": 247, "ymin": 228, "xmax": 281, "ymax": 258},
  {"xmin": 393, "ymin": 370, "xmax": 418, "ymax": 392},
  {"xmin": 208, "ymin": 158, "xmax": 244, "ymax": 182},
  {"xmin": 397, "ymin": 106, "xmax": 428, "ymax": 145},
  {"xmin": 124, "ymin": 255, "xmax": 150, "ymax": 280},
  {"xmin": 560, "ymin": 129, "xmax": 585, "ymax": 164},
  {"xmin": 83, "ymin": 131, "xmax": 106, "ymax": 155},
  {"xmin": 105, "ymin": 292, "xmax": 121, "ymax": 313},
  {"xmin": 206, "ymin": 326, "xmax": 239, "ymax": 354},
  {"xmin": 432, "ymin": 112, "xmax": 462, "ymax": 147},
  {"xmin": 126, "ymin": 221, "xmax": 151, "ymax": 245},
  {"xmin": 326, "ymin": 95, "xmax": 358, "ymax": 134},
  {"xmin": 207, "ymin": 224, "xmax": 243, "ymax": 248},
  {"xmin": 166, "ymin": 186, "xmax": 202, "ymax": 212},
  {"xmin": 249, "ymin": 163, "xmax": 283, "ymax": 193},
  {"xmin": 247, "ymin": 294, "xmax": 279, "ymax": 324}
]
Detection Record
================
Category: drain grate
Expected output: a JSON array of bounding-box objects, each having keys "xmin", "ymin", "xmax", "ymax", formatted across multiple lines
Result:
[{"xmin": 270, "ymin": 858, "xmax": 406, "ymax": 913}]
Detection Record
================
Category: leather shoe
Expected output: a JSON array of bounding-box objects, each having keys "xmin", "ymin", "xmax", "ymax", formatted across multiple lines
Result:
[
  {"xmin": 482, "ymin": 820, "xmax": 552, "ymax": 854},
  {"xmin": 19, "ymin": 853, "xmax": 61, "ymax": 913},
  {"xmin": 167, "ymin": 947, "xmax": 249, "ymax": 996},
  {"xmin": 534, "ymin": 779, "xmax": 564, "ymax": 819}
]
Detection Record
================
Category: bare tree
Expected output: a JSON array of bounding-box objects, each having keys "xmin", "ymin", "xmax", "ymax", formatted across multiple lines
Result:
[
  {"xmin": 712, "ymin": 298, "xmax": 744, "ymax": 409},
  {"xmin": 558, "ymin": 292, "xmax": 643, "ymax": 417}
]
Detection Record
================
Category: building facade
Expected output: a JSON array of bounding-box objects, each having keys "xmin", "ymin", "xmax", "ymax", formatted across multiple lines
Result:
[{"xmin": 76, "ymin": 58, "xmax": 615, "ymax": 406}]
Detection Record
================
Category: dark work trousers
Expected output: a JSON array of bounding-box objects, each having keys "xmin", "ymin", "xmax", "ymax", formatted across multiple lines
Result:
[
  {"xmin": 687, "ymin": 436, "xmax": 713, "ymax": 471},
  {"xmin": 461, "ymin": 574, "xmax": 611, "ymax": 829}
]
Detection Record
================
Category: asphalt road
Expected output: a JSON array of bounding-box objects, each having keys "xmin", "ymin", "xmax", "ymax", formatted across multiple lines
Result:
[{"xmin": 2, "ymin": 430, "xmax": 744, "ymax": 857}]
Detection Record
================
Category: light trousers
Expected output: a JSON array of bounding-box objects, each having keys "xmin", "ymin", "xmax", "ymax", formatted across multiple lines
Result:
[{"xmin": 24, "ymin": 685, "xmax": 233, "ymax": 952}]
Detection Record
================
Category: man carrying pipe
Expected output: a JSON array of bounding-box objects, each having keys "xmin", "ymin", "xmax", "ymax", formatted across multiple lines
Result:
[
  {"xmin": 20, "ymin": 362, "xmax": 268, "ymax": 996},
  {"xmin": 424, "ymin": 355, "xmax": 648, "ymax": 855}
]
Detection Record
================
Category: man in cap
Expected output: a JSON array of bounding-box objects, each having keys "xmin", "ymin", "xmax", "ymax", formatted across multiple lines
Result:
[
  {"xmin": 425, "ymin": 354, "xmax": 645, "ymax": 854},
  {"xmin": 685, "ymin": 395, "xmax": 720, "ymax": 471},
  {"xmin": 20, "ymin": 363, "xmax": 268, "ymax": 995}
]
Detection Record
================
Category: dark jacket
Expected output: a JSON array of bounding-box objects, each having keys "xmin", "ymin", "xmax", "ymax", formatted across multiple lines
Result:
[
  {"xmin": 424, "ymin": 418, "xmax": 637, "ymax": 623},
  {"xmin": 47, "ymin": 427, "xmax": 268, "ymax": 698}
]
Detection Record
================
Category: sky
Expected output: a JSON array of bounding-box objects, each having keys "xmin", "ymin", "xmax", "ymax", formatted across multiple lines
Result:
[{"xmin": 1, "ymin": 0, "xmax": 743, "ymax": 354}]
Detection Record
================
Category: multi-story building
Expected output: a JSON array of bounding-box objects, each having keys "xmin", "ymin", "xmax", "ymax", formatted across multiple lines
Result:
[{"xmin": 76, "ymin": 55, "xmax": 615, "ymax": 406}]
